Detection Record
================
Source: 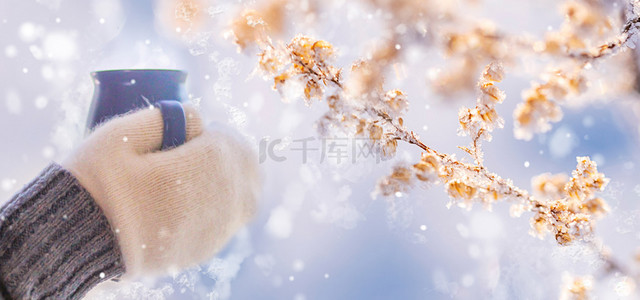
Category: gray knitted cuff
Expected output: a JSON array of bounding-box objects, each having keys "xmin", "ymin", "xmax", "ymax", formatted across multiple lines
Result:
[{"xmin": 0, "ymin": 163, "xmax": 125, "ymax": 300}]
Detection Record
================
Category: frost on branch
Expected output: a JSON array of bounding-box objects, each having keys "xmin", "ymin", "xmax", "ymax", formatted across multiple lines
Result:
[
  {"xmin": 258, "ymin": 35, "xmax": 340, "ymax": 105},
  {"xmin": 375, "ymin": 63, "xmax": 529, "ymax": 211},
  {"xmin": 249, "ymin": 32, "xmax": 610, "ymax": 248},
  {"xmin": 230, "ymin": 0, "xmax": 636, "ymax": 296},
  {"xmin": 513, "ymin": 0, "xmax": 640, "ymax": 140},
  {"xmin": 513, "ymin": 69, "xmax": 587, "ymax": 141},
  {"xmin": 540, "ymin": 1, "xmax": 615, "ymax": 56},
  {"xmin": 530, "ymin": 157, "xmax": 609, "ymax": 245},
  {"xmin": 457, "ymin": 62, "xmax": 506, "ymax": 165},
  {"xmin": 256, "ymin": 35, "xmax": 404, "ymax": 158},
  {"xmin": 253, "ymin": 34, "xmax": 612, "ymax": 247},
  {"xmin": 559, "ymin": 274, "xmax": 593, "ymax": 300},
  {"xmin": 432, "ymin": 21, "xmax": 509, "ymax": 96},
  {"xmin": 227, "ymin": 0, "xmax": 286, "ymax": 51},
  {"xmin": 375, "ymin": 66, "xmax": 609, "ymax": 246}
]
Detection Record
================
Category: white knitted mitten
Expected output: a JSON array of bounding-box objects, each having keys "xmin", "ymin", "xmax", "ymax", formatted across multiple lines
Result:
[{"xmin": 63, "ymin": 106, "xmax": 259, "ymax": 277}]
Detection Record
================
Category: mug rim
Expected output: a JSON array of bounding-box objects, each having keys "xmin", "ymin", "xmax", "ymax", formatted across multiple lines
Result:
[{"xmin": 91, "ymin": 69, "xmax": 186, "ymax": 76}]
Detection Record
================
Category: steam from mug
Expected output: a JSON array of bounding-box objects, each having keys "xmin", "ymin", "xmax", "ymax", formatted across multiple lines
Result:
[{"xmin": 87, "ymin": 69, "xmax": 188, "ymax": 150}]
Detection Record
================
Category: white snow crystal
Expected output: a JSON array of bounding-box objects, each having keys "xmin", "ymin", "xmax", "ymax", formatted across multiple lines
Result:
[
  {"xmin": 29, "ymin": 45, "xmax": 44, "ymax": 60},
  {"xmin": 461, "ymin": 274, "xmax": 475, "ymax": 287},
  {"xmin": 456, "ymin": 223, "xmax": 470, "ymax": 238},
  {"xmin": 43, "ymin": 32, "xmax": 77, "ymax": 61},
  {"xmin": 582, "ymin": 115, "xmax": 594, "ymax": 128},
  {"xmin": 4, "ymin": 45, "xmax": 18, "ymax": 58},
  {"xmin": 35, "ymin": 0, "xmax": 63, "ymax": 10},
  {"xmin": 206, "ymin": 229, "xmax": 252, "ymax": 300},
  {"xmin": 311, "ymin": 185, "xmax": 364, "ymax": 229},
  {"xmin": 592, "ymin": 153, "xmax": 605, "ymax": 166},
  {"xmin": 188, "ymin": 32, "xmax": 214, "ymax": 56},
  {"xmin": 614, "ymin": 277, "xmax": 635, "ymax": 296},
  {"xmin": 42, "ymin": 146, "xmax": 55, "ymax": 159},
  {"xmin": 470, "ymin": 212, "xmax": 504, "ymax": 240},
  {"xmin": 1, "ymin": 178, "xmax": 17, "ymax": 192},
  {"xmin": 265, "ymin": 206, "xmax": 293, "ymax": 239},
  {"xmin": 468, "ymin": 244, "xmax": 481, "ymax": 259},
  {"xmin": 226, "ymin": 106, "xmax": 247, "ymax": 128},
  {"xmin": 548, "ymin": 125, "xmax": 578, "ymax": 158},
  {"xmin": 19, "ymin": 22, "xmax": 43, "ymax": 42},
  {"xmin": 253, "ymin": 254, "xmax": 276, "ymax": 276},
  {"xmin": 34, "ymin": 95, "xmax": 48, "ymax": 109},
  {"xmin": 40, "ymin": 65, "xmax": 54, "ymax": 80},
  {"xmin": 292, "ymin": 259, "xmax": 305, "ymax": 272},
  {"xmin": 294, "ymin": 294, "xmax": 306, "ymax": 300},
  {"xmin": 5, "ymin": 90, "xmax": 22, "ymax": 115}
]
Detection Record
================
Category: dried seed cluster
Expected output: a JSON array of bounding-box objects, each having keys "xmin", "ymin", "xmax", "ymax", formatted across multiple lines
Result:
[
  {"xmin": 513, "ymin": 70, "xmax": 587, "ymax": 140},
  {"xmin": 226, "ymin": 1, "xmax": 640, "ymax": 297},
  {"xmin": 529, "ymin": 157, "xmax": 609, "ymax": 245},
  {"xmin": 252, "ymin": 32, "xmax": 612, "ymax": 248}
]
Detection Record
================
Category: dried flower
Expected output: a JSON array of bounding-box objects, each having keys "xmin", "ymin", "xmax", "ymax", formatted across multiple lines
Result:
[
  {"xmin": 413, "ymin": 153, "xmax": 441, "ymax": 182},
  {"xmin": 532, "ymin": 173, "xmax": 570, "ymax": 199},
  {"xmin": 382, "ymin": 89, "xmax": 409, "ymax": 118},
  {"xmin": 514, "ymin": 70, "xmax": 586, "ymax": 140},
  {"xmin": 447, "ymin": 180, "xmax": 478, "ymax": 202},
  {"xmin": 457, "ymin": 62, "xmax": 506, "ymax": 165},
  {"xmin": 375, "ymin": 165, "xmax": 414, "ymax": 197},
  {"xmin": 228, "ymin": 0, "xmax": 286, "ymax": 51},
  {"xmin": 231, "ymin": 0, "xmax": 640, "ymax": 296},
  {"xmin": 431, "ymin": 22, "xmax": 510, "ymax": 96},
  {"xmin": 560, "ymin": 275, "xmax": 593, "ymax": 300},
  {"xmin": 529, "ymin": 157, "xmax": 609, "ymax": 245},
  {"xmin": 257, "ymin": 38, "xmax": 610, "ymax": 245}
]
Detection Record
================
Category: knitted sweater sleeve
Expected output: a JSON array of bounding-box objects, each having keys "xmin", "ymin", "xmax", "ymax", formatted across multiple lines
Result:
[{"xmin": 0, "ymin": 163, "xmax": 125, "ymax": 299}]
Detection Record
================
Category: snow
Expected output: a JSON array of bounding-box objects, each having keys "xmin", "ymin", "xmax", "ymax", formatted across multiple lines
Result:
[
  {"xmin": 41, "ymin": 146, "xmax": 55, "ymax": 159},
  {"xmin": 265, "ymin": 206, "xmax": 294, "ymax": 239},
  {"xmin": 469, "ymin": 212, "xmax": 504, "ymax": 240},
  {"xmin": 461, "ymin": 274, "xmax": 475, "ymax": 287},
  {"xmin": 29, "ymin": 45, "xmax": 44, "ymax": 60},
  {"xmin": 4, "ymin": 45, "xmax": 18, "ymax": 58},
  {"xmin": 1, "ymin": 178, "xmax": 17, "ymax": 192},
  {"xmin": 310, "ymin": 184, "xmax": 365, "ymax": 229},
  {"xmin": 43, "ymin": 32, "xmax": 77, "ymax": 61},
  {"xmin": 19, "ymin": 22, "xmax": 44, "ymax": 42},
  {"xmin": 5, "ymin": 90, "xmax": 22, "ymax": 115},
  {"xmin": 40, "ymin": 65, "xmax": 55, "ymax": 80},
  {"xmin": 34, "ymin": 95, "xmax": 48, "ymax": 109},
  {"xmin": 205, "ymin": 229, "xmax": 252, "ymax": 300},
  {"xmin": 293, "ymin": 293, "xmax": 306, "ymax": 300},
  {"xmin": 253, "ymin": 254, "xmax": 276, "ymax": 276},
  {"xmin": 548, "ymin": 125, "xmax": 579, "ymax": 158},
  {"xmin": 291, "ymin": 259, "xmax": 305, "ymax": 272},
  {"xmin": 614, "ymin": 277, "xmax": 635, "ymax": 296}
]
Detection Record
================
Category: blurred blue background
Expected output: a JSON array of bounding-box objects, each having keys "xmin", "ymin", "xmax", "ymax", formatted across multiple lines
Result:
[{"xmin": 1, "ymin": 0, "xmax": 640, "ymax": 299}]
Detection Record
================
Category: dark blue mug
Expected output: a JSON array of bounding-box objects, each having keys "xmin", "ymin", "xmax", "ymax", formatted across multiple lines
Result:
[{"xmin": 87, "ymin": 69, "xmax": 188, "ymax": 150}]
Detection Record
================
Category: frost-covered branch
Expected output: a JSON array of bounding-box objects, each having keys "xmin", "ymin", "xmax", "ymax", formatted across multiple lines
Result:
[{"xmin": 251, "ymin": 34, "xmax": 610, "ymax": 247}]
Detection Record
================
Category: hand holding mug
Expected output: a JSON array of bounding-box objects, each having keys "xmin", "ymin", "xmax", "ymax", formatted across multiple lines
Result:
[{"xmin": 65, "ymin": 104, "xmax": 260, "ymax": 277}]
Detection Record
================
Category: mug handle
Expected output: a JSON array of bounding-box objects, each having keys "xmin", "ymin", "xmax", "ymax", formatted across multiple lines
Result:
[{"xmin": 155, "ymin": 100, "xmax": 186, "ymax": 150}]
